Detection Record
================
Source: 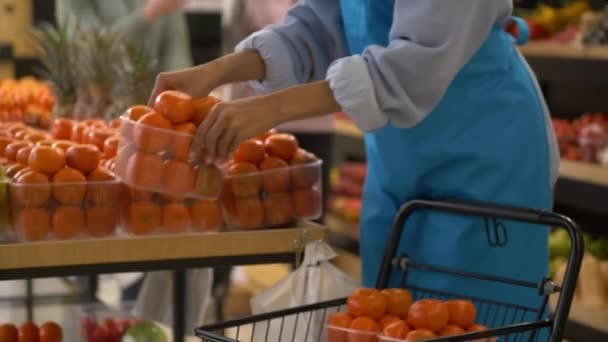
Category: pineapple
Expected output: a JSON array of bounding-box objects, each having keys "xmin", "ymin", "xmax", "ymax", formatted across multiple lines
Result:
[
  {"xmin": 104, "ymin": 41, "xmax": 158, "ymax": 120},
  {"xmin": 31, "ymin": 21, "xmax": 77, "ymax": 119},
  {"xmin": 32, "ymin": 18, "xmax": 159, "ymax": 121},
  {"xmin": 71, "ymin": 26, "xmax": 125, "ymax": 120}
]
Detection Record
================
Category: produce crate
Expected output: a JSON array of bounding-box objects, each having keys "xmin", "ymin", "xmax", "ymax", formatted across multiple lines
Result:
[
  {"xmin": 195, "ymin": 200, "xmax": 583, "ymax": 342},
  {"xmin": 8, "ymin": 180, "xmax": 122, "ymax": 242},
  {"xmin": 116, "ymin": 116, "xmax": 224, "ymax": 200},
  {"xmin": 120, "ymin": 185, "xmax": 223, "ymax": 236},
  {"xmin": 77, "ymin": 301, "xmax": 138, "ymax": 342},
  {"xmin": 221, "ymin": 161, "xmax": 322, "ymax": 230},
  {"xmin": 116, "ymin": 116, "xmax": 323, "ymax": 231}
]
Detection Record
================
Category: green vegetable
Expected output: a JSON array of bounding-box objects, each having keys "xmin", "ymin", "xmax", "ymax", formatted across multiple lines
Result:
[
  {"xmin": 549, "ymin": 230, "xmax": 571, "ymax": 259},
  {"xmin": 550, "ymin": 257, "xmax": 567, "ymax": 278},
  {"xmin": 588, "ymin": 239, "xmax": 608, "ymax": 260},
  {"xmin": 122, "ymin": 322, "xmax": 168, "ymax": 342}
]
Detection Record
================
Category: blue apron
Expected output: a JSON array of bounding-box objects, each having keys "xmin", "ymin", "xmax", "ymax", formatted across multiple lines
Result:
[{"xmin": 340, "ymin": 0, "xmax": 551, "ymax": 336}]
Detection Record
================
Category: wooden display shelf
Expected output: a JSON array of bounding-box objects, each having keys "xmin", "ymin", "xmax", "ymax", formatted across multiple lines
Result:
[
  {"xmin": 559, "ymin": 160, "xmax": 608, "ymax": 188},
  {"xmin": 0, "ymin": 224, "xmax": 326, "ymax": 275},
  {"xmin": 519, "ymin": 41, "xmax": 608, "ymax": 61},
  {"xmin": 326, "ymin": 213, "xmax": 360, "ymax": 242}
]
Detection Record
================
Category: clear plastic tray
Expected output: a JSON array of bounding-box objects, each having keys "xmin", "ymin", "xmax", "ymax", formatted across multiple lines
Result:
[
  {"xmin": 327, "ymin": 324, "xmax": 379, "ymax": 342},
  {"xmin": 120, "ymin": 185, "xmax": 224, "ymax": 236},
  {"xmin": 8, "ymin": 180, "xmax": 122, "ymax": 242},
  {"xmin": 77, "ymin": 301, "xmax": 138, "ymax": 342},
  {"xmin": 115, "ymin": 116, "xmax": 223, "ymax": 199},
  {"xmin": 220, "ymin": 160, "xmax": 322, "ymax": 230}
]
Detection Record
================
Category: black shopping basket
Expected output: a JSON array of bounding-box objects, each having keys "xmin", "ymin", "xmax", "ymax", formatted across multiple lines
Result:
[{"xmin": 195, "ymin": 199, "xmax": 584, "ymax": 342}]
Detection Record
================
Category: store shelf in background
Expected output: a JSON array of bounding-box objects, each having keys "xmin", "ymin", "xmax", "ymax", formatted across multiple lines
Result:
[
  {"xmin": 556, "ymin": 160, "xmax": 608, "ymax": 220},
  {"xmin": 325, "ymin": 213, "xmax": 359, "ymax": 257},
  {"xmin": 550, "ymin": 297, "xmax": 608, "ymax": 342},
  {"xmin": 520, "ymin": 42, "xmax": 608, "ymax": 84},
  {"xmin": 0, "ymin": 224, "xmax": 326, "ymax": 279},
  {"xmin": 519, "ymin": 41, "xmax": 608, "ymax": 61}
]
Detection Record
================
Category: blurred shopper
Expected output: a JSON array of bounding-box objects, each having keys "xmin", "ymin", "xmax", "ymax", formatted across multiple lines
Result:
[{"xmin": 56, "ymin": 0, "xmax": 193, "ymax": 71}]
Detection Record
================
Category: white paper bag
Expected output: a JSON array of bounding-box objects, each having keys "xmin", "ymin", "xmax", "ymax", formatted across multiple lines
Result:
[
  {"xmin": 248, "ymin": 241, "xmax": 358, "ymax": 342},
  {"xmin": 132, "ymin": 269, "xmax": 213, "ymax": 335}
]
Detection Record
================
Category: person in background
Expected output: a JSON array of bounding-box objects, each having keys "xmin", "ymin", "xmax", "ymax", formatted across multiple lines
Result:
[
  {"xmin": 149, "ymin": 1, "xmax": 558, "ymax": 337},
  {"xmin": 56, "ymin": 0, "xmax": 193, "ymax": 72}
]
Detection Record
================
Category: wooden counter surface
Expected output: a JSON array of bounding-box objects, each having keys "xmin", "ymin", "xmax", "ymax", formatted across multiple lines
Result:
[{"xmin": 0, "ymin": 223, "xmax": 326, "ymax": 272}]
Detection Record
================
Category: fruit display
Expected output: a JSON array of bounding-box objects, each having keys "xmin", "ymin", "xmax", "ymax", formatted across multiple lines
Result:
[
  {"xmin": 0, "ymin": 320, "xmax": 63, "ymax": 342},
  {"xmin": 0, "ymin": 78, "xmax": 55, "ymax": 129},
  {"xmin": 512, "ymin": 1, "xmax": 590, "ymax": 41},
  {"xmin": 327, "ymin": 288, "xmax": 495, "ymax": 342},
  {"xmin": 116, "ymin": 91, "xmax": 323, "ymax": 231},
  {"xmin": 550, "ymin": 230, "xmax": 608, "ymax": 310},
  {"xmin": 328, "ymin": 162, "xmax": 365, "ymax": 222},
  {"xmin": 552, "ymin": 113, "xmax": 608, "ymax": 165},
  {"xmin": 79, "ymin": 303, "xmax": 143, "ymax": 342},
  {"xmin": 581, "ymin": 5, "xmax": 608, "ymax": 45},
  {"xmin": 0, "ymin": 121, "xmax": 121, "ymax": 242}
]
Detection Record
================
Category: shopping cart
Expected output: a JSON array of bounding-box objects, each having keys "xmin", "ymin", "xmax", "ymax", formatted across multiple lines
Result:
[{"xmin": 195, "ymin": 199, "xmax": 584, "ymax": 342}]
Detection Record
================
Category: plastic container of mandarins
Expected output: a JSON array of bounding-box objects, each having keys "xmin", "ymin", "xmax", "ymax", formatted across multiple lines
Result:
[
  {"xmin": 115, "ymin": 116, "xmax": 224, "ymax": 200},
  {"xmin": 120, "ymin": 185, "xmax": 224, "ymax": 236},
  {"xmin": 220, "ymin": 160, "xmax": 323, "ymax": 230},
  {"xmin": 8, "ymin": 180, "xmax": 122, "ymax": 242},
  {"xmin": 327, "ymin": 325, "xmax": 379, "ymax": 342}
]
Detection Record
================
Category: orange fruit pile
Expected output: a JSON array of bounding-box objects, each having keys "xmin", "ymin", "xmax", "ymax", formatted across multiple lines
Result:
[
  {"xmin": 117, "ymin": 91, "xmax": 322, "ymax": 233},
  {"xmin": 222, "ymin": 132, "xmax": 322, "ymax": 230},
  {"xmin": 327, "ymin": 288, "xmax": 495, "ymax": 342},
  {"xmin": 118, "ymin": 92, "xmax": 221, "ymax": 197},
  {"xmin": 0, "ymin": 120, "xmax": 120, "ymax": 242},
  {"xmin": 0, "ymin": 77, "xmax": 55, "ymax": 129},
  {"xmin": 116, "ymin": 93, "xmax": 224, "ymax": 236}
]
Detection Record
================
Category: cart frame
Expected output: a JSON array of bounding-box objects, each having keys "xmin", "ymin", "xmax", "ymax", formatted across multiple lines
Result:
[{"xmin": 196, "ymin": 199, "xmax": 584, "ymax": 342}]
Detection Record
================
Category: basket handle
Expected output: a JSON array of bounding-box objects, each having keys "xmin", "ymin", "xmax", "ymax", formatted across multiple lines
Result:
[{"xmin": 375, "ymin": 199, "xmax": 584, "ymax": 342}]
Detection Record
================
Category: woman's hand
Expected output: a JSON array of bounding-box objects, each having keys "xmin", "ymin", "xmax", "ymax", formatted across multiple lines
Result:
[
  {"xmin": 194, "ymin": 80, "xmax": 342, "ymax": 164},
  {"xmin": 193, "ymin": 96, "xmax": 281, "ymax": 163},
  {"xmin": 148, "ymin": 51, "xmax": 266, "ymax": 106},
  {"xmin": 148, "ymin": 65, "xmax": 220, "ymax": 106},
  {"xmin": 142, "ymin": 0, "xmax": 187, "ymax": 23}
]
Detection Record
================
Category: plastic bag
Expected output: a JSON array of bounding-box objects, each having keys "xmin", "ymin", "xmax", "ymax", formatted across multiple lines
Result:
[
  {"xmin": 132, "ymin": 269, "xmax": 213, "ymax": 335},
  {"xmin": 247, "ymin": 241, "xmax": 358, "ymax": 342}
]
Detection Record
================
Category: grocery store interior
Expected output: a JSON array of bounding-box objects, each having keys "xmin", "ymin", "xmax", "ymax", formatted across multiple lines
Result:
[{"xmin": 0, "ymin": 0, "xmax": 607, "ymax": 341}]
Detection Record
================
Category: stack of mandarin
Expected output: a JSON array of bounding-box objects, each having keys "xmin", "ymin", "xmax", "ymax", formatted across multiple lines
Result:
[
  {"xmin": 221, "ymin": 131, "xmax": 322, "ymax": 230},
  {"xmin": 327, "ymin": 288, "xmax": 495, "ymax": 342},
  {"xmin": 0, "ymin": 120, "xmax": 120, "ymax": 242},
  {"xmin": 116, "ymin": 90, "xmax": 322, "ymax": 232},
  {"xmin": 115, "ymin": 91, "xmax": 225, "ymax": 236}
]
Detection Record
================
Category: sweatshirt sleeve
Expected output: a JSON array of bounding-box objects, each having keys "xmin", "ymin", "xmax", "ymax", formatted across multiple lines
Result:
[
  {"xmin": 326, "ymin": 0, "xmax": 512, "ymax": 131},
  {"xmin": 235, "ymin": 0, "xmax": 348, "ymax": 92}
]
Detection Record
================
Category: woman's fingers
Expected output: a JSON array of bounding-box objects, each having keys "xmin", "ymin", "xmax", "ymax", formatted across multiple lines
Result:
[
  {"xmin": 204, "ymin": 115, "xmax": 228, "ymax": 163},
  {"xmin": 192, "ymin": 106, "xmax": 219, "ymax": 161},
  {"xmin": 216, "ymin": 127, "xmax": 237, "ymax": 163},
  {"xmin": 148, "ymin": 73, "xmax": 170, "ymax": 107}
]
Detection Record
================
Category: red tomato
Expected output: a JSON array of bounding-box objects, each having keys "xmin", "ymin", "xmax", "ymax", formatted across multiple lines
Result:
[
  {"xmin": 0, "ymin": 324, "xmax": 18, "ymax": 342},
  {"xmin": 39, "ymin": 321, "xmax": 62, "ymax": 342},
  {"xmin": 18, "ymin": 322, "xmax": 39, "ymax": 342}
]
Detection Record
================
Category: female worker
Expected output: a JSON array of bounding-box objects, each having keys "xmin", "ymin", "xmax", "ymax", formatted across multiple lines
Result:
[{"xmin": 150, "ymin": 0, "xmax": 559, "ymax": 329}]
